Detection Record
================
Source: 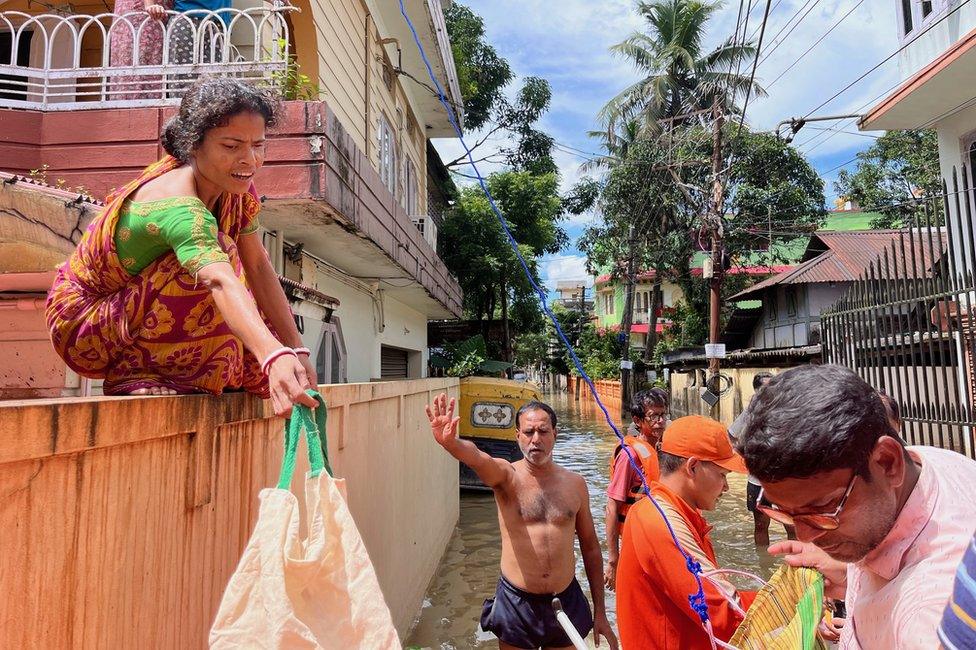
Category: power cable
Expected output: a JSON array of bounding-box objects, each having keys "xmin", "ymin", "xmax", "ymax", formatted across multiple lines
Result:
[
  {"xmin": 764, "ymin": 0, "xmax": 865, "ymax": 89},
  {"xmin": 801, "ymin": 0, "xmax": 972, "ymax": 119},
  {"xmin": 756, "ymin": 0, "xmax": 823, "ymax": 68}
]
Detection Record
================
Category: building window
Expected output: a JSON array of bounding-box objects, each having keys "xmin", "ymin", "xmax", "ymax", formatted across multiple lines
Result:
[
  {"xmin": 0, "ymin": 30, "xmax": 33, "ymax": 102},
  {"xmin": 786, "ymin": 286, "xmax": 798, "ymax": 317},
  {"xmin": 404, "ymin": 157, "xmax": 418, "ymax": 215},
  {"xmin": 768, "ymin": 293, "xmax": 779, "ymax": 322},
  {"xmin": 921, "ymin": 0, "xmax": 933, "ymax": 18},
  {"xmin": 380, "ymin": 345, "xmax": 409, "ymax": 379},
  {"xmin": 316, "ymin": 318, "xmax": 347, "ymax": 384},
  {"xmin": 901, "ymin": 0, "xmax": 914, "ymax": 34},
  {"xmin": 378, "ymin": 115, "xmax": 397, "ymax": 197}
]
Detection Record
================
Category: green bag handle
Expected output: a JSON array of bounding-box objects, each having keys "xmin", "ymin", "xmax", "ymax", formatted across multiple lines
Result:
[{"xmin": 277, "ymin": 390, "xmax": 332, "ymax": 489}]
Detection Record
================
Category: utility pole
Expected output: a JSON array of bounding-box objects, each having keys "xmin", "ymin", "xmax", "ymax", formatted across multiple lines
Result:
[
  {"xmin": 574, "ymin": 284, "xmax": 586, "ymax": 401},
  {"xmin": 620, "ymin": 223, "xmax": 638, "ymax": 420},
  {"xmin": 707, "ymin": 98, "xmax": 725, "ymax": 386}
]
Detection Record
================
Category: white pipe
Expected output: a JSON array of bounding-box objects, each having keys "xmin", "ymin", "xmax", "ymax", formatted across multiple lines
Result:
[{"xmin": 551, "ymin": 598, "xmax": 588, "ymax": 650}]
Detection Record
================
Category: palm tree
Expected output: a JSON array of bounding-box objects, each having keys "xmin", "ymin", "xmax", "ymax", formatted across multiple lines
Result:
[
  {"xmin": 581, "ymin": 118, "xmax": 644, "ymax": 173},
  {"xmin": 600, "ymin": 0, "xmax": 765, "ymax": 129}
]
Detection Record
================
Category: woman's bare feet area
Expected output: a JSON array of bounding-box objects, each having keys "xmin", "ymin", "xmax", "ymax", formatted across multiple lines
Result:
[{"xmin": 130, "ymin": 386, "xmax": 178, "ymax": 396}]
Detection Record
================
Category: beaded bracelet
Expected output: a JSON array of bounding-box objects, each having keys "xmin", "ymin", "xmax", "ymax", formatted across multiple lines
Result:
[
  {"xmin": 294, "ymin": 347, "xmax": 312, "ymax": 357},
  {"xmin": 261, "ymin": 347, "xmax": 298, "ymax": 376}
]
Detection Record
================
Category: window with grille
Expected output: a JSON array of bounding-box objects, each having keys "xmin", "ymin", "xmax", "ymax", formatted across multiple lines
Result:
[
  {"xmin": 378, "ymin": 116, "xmax": 397, "ymax": 197},
  {"xmin": 404, "ymin": 157, "xmax": 418, "ymax": 215}
]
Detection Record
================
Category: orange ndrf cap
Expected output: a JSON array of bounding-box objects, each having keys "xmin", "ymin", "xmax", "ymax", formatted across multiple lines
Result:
[{"xmin": 660, "ymin": 415, "xmax": 748, "ymax": 473}]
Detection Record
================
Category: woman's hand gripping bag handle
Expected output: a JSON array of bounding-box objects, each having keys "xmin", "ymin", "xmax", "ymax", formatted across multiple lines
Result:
[{"xmin": 210, "ymin": 390, "xmax": 401, "ymax": 649}]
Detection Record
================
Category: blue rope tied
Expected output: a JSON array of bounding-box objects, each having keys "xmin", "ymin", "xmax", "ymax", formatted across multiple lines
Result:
[{"xmin": 394, "ymin": 0, "xmax": 713, "ymax": 632}]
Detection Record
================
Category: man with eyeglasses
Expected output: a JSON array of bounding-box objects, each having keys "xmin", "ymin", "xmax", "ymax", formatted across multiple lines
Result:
[
  {"xmin": 735, "ymin": 364, "xmax": 976, "ymax": 649},
  {"xmin": 604, "ymin": 388, "xmax": 669, "ymax": 591}
]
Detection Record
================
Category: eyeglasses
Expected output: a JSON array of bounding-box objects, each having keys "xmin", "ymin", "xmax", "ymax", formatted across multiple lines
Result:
[
  {"xmin": 644, "ymin": 412, "xmax": 668, "ymax": 423},
  {"xmin": 755, "ymin": 471, "xmax": 859, "ymax": 531}
]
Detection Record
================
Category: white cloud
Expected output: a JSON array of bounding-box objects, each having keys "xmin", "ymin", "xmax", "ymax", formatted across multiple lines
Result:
[
  {"xmin": 432, "ymin": 0, "xmax": 909, "ymax": 253},
  {"xmin": 542, "ymin": 254, "xmax": 593, "ymax": 288}
]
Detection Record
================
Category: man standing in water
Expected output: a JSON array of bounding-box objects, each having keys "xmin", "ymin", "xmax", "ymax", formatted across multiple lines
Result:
[
  {"xmin": 426, "ymin": 394, "xmax": 617, "ymax": 650},
  {"xmin": 604, "ymin": 388, "xmax": 668, "ymax": 590}
]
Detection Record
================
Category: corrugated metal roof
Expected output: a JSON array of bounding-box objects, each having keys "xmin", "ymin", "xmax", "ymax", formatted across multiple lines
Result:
[{"xmin": 733, "ymin": 229, "xmax": 946, "ymax": 300}]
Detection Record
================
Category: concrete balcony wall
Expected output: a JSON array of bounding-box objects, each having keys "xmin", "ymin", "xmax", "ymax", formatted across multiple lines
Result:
[
  {"xmin": 0, "ymin": 378, "xmax": 459, "ymax": 646},
  {"xmin": 0, "ymin": 100, "xmax": 463, "ymax": 319}
]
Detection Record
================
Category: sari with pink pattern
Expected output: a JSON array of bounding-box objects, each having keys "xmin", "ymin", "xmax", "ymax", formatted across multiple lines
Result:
[{"xmin": 46, "ymin": 156, "xmax": 272, "ymax": 397}]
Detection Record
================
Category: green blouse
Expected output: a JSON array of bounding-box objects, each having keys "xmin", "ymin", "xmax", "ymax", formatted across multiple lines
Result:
[{"xmin": 113, "ymin": 196, "xmax": 259, "ymax": 276}]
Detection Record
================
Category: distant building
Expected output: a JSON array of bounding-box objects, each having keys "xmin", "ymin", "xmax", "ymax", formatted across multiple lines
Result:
[{"xmin": 554, "ymin": 280, "xmax": 594, "ymax": 310}]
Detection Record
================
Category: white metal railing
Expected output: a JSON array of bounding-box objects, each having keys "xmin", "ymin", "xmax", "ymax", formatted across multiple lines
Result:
[{"xmin": 0, "ymin": 5, "xmax": 295, "ymax": 110}]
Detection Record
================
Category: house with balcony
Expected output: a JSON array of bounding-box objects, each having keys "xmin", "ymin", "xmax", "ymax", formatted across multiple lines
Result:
[
  {"xmin": 0, "ymin": 0, "xmax": 466, "ymax": 643},
  {"xmin": 0, "ymin": 0, "xmax": 464, "ymax": 392},
  {"xmin": 554, "ymin": 279, "xmax": 593, "ymax": 311},
  {"xmin": 843, "ymin": 0, "xmax": 976, "ymax": 454}
]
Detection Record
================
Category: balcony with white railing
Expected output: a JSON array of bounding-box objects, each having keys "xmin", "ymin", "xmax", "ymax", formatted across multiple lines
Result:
[{"xmin": 0, "ymin": 5, "xmax": 294, "ymax": 110}]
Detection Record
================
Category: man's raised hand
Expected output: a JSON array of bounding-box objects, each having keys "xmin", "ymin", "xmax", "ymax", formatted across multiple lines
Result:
[{"xmin": 426, "ymin": 393, "xmax": 460, "ymax": 448}]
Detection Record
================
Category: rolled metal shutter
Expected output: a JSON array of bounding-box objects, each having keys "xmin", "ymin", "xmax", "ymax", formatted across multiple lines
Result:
[{"xmin": 380, "ymin": 346, "xmax": 408, "ymax": 379}]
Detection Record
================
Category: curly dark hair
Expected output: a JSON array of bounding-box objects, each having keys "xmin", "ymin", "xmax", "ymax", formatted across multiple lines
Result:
[{"xmin": 161, "ymin": 78, "xmax": 280, "ymax": 163}]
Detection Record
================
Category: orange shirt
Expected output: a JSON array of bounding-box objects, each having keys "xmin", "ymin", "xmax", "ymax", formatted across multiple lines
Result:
[{"xmin": 616, "ymin": 483, "xmax": 746, "ymax": 649}]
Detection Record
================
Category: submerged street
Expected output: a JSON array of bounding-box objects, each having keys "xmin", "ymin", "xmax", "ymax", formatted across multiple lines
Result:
[{"xmin": 406, "ymin": 392, "xmax": 788, "ymax": 648}]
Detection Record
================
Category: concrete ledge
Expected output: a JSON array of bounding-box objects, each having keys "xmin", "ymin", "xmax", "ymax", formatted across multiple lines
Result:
[{"xmin": 0, "ymin": 378, "xmax": 459, "ymax": 645}]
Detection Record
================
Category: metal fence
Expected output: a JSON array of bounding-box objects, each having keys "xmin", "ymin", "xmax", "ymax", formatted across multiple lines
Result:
[
  {"xmin": 0, "ymin": 6, "xmax": 293, "ymax": 110},
  {"xmin": 823, "ymin": 165, "xmax": 976, "ymax": 458}
]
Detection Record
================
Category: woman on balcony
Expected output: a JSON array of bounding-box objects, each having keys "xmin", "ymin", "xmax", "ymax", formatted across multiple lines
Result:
[
  {"xmin": 46, "ymin": 78, "xmax": 317, "ymax": 418},
  {"xmin": 108, "ymin": 0, "xmax": 172, "ymax": 99}
]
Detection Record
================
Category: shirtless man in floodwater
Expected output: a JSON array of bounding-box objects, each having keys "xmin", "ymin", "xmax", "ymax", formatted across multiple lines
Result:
[{"xmin": 427, "ymin": 394, "xmax": 617, "ymax": 650}]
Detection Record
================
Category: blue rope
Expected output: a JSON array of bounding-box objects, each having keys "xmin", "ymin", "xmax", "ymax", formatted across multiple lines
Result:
[{"xmin": 395, "ymin": 0, "xmax": 711, "ymax": 627}]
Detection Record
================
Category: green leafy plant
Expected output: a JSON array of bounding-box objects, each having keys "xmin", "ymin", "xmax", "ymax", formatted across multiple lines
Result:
[
  {"xmin": 430, "ymin": 335, "xmax": 513, "ymax": 378},
  {"xmin": 270, "ymin": 39, "xmax": 319, "ymax": 101}
]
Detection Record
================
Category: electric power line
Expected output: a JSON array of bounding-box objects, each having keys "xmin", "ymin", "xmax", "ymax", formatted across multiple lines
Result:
[
  {"xmin": 802, "ymin": 0, "xmax": 973, "ymax": 119},
  {"xmin": 764, "ymin": 0, "xmax": 865, "ymax": 90},
  {"xmin": 756, "ymin": 0, "xmax": 824, "ymax": 68}
]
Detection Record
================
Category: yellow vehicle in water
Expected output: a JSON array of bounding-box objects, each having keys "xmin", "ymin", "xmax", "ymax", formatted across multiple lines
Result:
[{"xmin": 458, "ymin": 376, "xmax": 541, "ymax": 491}]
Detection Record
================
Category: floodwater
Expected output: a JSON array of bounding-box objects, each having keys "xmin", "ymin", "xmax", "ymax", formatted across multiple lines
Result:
[{"xmin": 405, "ymin": 392, "xmax": 791, "ymax": 649}]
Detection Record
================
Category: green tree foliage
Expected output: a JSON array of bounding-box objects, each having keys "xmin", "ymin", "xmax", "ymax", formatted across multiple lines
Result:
[
  {"xmin": 430, "ymin": 335, "xmax": 512, "ymax": 377},
  {"xmin": 600, "ymin": 0, "xmax": 764, "ymax": 130},
  {"xmin": 444, "ymin": 3, "xmax": 512, "ymax": 131},
  {"xmin": 574, "ymin": 126, "xmax": 825, "ymax": 350},
  {"xmin": 513, "ymin": 331, "xmax": 548, "ymax": 367},
  {"xmin": 445, "ymin": 3, "xmax": 556, "ymax": 175},
  {"xmin": 834, "ymin": 130, "xmax": 941, "ymax": 228},
  {"xmin": 439, "ymin": 171, "xmax": 567, "ymax": 345}
]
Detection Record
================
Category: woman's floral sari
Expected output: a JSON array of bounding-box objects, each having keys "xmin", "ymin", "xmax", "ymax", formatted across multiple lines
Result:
[{"xmin": 46, "ymin": 156, "xmax": 272, "ymax": 396}]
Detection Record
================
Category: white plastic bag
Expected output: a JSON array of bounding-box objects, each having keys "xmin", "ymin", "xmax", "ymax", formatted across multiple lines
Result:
[{"xmin": 210, "ymin": 393, "xmax": 400, "ymax": 649}]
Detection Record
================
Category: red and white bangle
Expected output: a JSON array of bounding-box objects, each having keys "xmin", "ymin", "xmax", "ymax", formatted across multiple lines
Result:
[
  {"xmin": 261, "ymin": 347, "xmax": 298, "ymax": 376},
  {"xmin": 293, "ymin": 347, "xmax": 312, "ymax": 357}
]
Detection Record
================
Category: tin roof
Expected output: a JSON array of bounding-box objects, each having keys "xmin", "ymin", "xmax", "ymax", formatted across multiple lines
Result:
[{"xmin": 733, "ymin": 229, "xmax": 946, "ymax": 300}]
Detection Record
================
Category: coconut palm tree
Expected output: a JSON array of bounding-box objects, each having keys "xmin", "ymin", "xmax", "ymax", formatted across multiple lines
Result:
[
  {"xmin": 600, "ymin": 0, "xmax": 765, "ymax": 129},
  {"xmin": 581, "ymin": 118, "xmax": 644, "ymax": 173}
]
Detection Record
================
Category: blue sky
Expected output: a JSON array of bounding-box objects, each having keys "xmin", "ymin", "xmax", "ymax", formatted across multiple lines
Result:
[{"xmin": 432, "ymin": 0, "xmax": 903, "ymax": 290}]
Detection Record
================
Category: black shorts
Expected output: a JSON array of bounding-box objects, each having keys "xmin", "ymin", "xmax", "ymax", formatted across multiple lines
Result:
[
  {"xmin": 746, "ymin": 481, "xmax": 770, "ymax": 513},
  {"xmin": 481, "ymin": 575, "xmax": 593, "ymax": 649}
]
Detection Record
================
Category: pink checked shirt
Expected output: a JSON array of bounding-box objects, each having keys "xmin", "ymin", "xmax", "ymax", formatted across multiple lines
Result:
[{"xmin": 840, "ymin": 446, "xmax": 976, "ymax": 649}]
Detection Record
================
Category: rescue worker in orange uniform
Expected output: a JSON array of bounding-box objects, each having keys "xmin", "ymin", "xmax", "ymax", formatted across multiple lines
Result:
[
  {"xmin": 604, "ymin": 388, "xmax": 669, "ymax": 591},
  {"xmin": 616, "ymin": 415, "xmax": 755, "ymax": 649}
]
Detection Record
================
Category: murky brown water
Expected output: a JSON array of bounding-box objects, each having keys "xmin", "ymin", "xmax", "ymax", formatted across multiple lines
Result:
[{"xmin": 405, "ymin": 392, "xmax": 791, "ymax": 649}]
